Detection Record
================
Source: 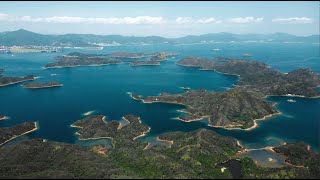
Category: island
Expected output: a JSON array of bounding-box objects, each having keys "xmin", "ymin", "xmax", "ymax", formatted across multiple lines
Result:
[
  {"xmin": 108, "ymin": 52, "xmax": 146, "ymax": 59},
  {"xmin": 44, "ymin": 52, "xmax": 178, "ymax": 68},
  {"xmin": 0, "ymin": 122, "xmax": 38, "ymax": 146},
  {"xmin": 0, "ymin": 75, "xmax": 38, "ymax": 87},
  {"xmin": 176, "ymin": 57, "xmax": 320, "ymax": 98},
  {"xmin": 44, "ymin": 52, "xmax": 122, "ymax": 69},
  {"xmin": 129, "ymin": 52, "xmax": 177, "ymax": 66},
  {"xmin": 130, "ymin": 89, "xmax": 279, "ymax": 129},
  {"xmin": 0, "ymin": 68, "xmax": 38, "ymax": 87},
  {"xmin": 109, "ymin": 51, "xmax": 178, "ymax": 60},
  {"xmin": 129, "ymin": 60, "xmax": 160, "ymax": 66},
  {"xmin": 22, "ymin": 81, "xmax": 63, "ymax": 89}
]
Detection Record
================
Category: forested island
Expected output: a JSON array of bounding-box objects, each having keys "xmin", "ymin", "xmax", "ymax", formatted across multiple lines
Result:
[
  {"xmin": 0, "ymin": 68, "xmax": 38, "ymax": 87},
  {"xmin": 44, "ymin": 52, "xmax": 122, "ymax": 68},
  {"xmin": 22, "ymin": 81, "xmax": 63, "ymax": 89},
  {"xmin": 44, "ymin": 52, "xmax": 177, "ymax": 68}
]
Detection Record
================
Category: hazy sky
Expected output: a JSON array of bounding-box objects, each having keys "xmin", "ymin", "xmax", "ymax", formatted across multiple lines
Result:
[{"xmin": 0, "ymin": 1, "xmax": 319, "ymax": 37}]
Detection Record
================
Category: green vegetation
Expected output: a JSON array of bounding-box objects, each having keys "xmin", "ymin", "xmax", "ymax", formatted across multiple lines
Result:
[
  {"xmin": 176, "ymin": 57, "xmax": 320, "ymax": 97},
  {"xmin": 134, "ymin": 89, "xmax": 278, "ymax": 129},
  {"xmin": 0, "ymin": 122, "xmax": 37, "ymax": 146}
]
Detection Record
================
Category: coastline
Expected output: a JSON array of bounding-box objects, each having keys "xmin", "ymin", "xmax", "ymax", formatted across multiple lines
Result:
[
  {"xmin": 0, "ymin": 116, "xmax": 9, "ymax": 121},
  {"xmin": 118, "ymin": 116, "xmax": 131, "ymax": 130},
  {"xmin": 0, "ymin": 122, "xmax": 39, "ymax": 147},
  {"xmin": 0, "ymin": 76, "xmax": 39, "ymax": 87},
  {"xmin": 209, "ymin": 110, "xmax": 282, "ymax": 131},
  {"xmin": 43, "ymin": 62, "xmax": 123, "ymax": 69},
  {"xmin": 133, "ymin": 127, "xmax": 151, "ymax": 141},
  {"xmin": 156, "ymin": 137, "xmax": 174, "ymax": 147},
  {"xmin": 143, "ymin": 142, "xmax": 151, "ymax": 150},
  {"xmin": 265, "ymin": 94, "xmax": 320, "ymax": 99},
  {"xmin": 129, "ymin": 63, "xmax": 161, "ymax": 67},
  {"xmin": 138, "ymin": 96, "xmax": 281, "ymax": 131},
  {"xmin": 22, "ymin": 84, "xmax": 63, "ymax": 89},
  {"xmin": 75, "ymin": 132, "xmax": 114, "ymax": 141}
]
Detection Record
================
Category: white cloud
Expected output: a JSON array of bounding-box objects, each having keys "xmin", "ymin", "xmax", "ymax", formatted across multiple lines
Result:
[
  {"xmin": 272, "ymin": 17, "xmax": 313, "ymax": 24},
  {"xmin": 228, "ymin": 16, "xmax": 263, "ymax": 24},
  {"xmin": 176, "ymin": 17, "xmax": 222, "ymax": 24},
  {"xmin": 197, "ymin": 18, "xmax": 222, "ymax": 24},
  {"xmin": 0, "ymin": 13, "xmax": 9, "ymax": 21},
  {"xmin": 175, "ymin": 17, "xmax": 193, "ymax": 24},
  {"xmin": 0, "ymin": 13, "xmax": 165, "ymax": 25}
]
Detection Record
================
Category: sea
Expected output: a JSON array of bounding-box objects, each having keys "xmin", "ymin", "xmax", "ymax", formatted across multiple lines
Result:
[{"xmin": 0, "ymin": 41, "xmax": 319, "ymax": 152}]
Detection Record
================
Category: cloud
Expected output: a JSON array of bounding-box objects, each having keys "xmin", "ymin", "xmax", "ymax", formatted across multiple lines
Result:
[
  {"xmin": 176, "ymin": 17, "xmax": 222, "ymax": 24},
  {"xmin": 272, "ymin": 17, "xmax": 313, "ymax": 24},
  {"xmin": 0, "ymin": 14, "xmax": 165, "ymax": 25},
  {"xmin": 228, "ymin": 16, "xmax": 263, "ymax": 24},
  {"xmin": 175, "ymin": 17, "xmax": 193, "ymax": 24},
  {"xmin": 0, "ymin": 13, "xmax": 9, "ymax": 21},
  {"xmin": 197, "ymin": 18, "xmax": 222, "ymax": 24}
]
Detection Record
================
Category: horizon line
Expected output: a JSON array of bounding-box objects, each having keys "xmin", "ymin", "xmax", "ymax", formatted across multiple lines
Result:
[{"xmin": 2, "ymin": 28, "xmax": 319, "ymax": 38}]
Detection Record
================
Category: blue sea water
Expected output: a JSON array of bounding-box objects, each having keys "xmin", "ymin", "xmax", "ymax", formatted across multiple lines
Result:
[{"xmin": 0, "ymin": 42, "xmax": 319, "ymax": 151}]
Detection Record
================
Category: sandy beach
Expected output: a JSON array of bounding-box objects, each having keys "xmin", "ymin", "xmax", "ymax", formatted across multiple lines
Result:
[
  {"xmin": 156, "ymin": 137, "xmax": 174, "ymax": 147},
  {"xmin": 133, "ymin": 127, "xmax": 151, "ymax": 141}
]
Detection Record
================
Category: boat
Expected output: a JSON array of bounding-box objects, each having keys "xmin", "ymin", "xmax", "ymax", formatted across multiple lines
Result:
[
  {"xmin": 287, "ymin": 99, "xmax": 296, "ymax": 103},
  {"xmin": 241, "ymin": 53, "xmax": 252, "ymax": 57}
]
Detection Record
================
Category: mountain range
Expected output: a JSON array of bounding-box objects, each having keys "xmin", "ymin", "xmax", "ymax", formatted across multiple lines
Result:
[{"xmin": 0, "ymin": 29, "xmax": 319, "ymax": 47}]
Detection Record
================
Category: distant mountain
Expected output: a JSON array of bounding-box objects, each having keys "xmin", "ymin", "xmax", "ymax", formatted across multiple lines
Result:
[
  {"xmin": 0, "ymin": 29, "xmax": 319, "ymax": 47},
  {"xmin": 0, "ymin": 29, "xmax": 94, "ymax": 47}
]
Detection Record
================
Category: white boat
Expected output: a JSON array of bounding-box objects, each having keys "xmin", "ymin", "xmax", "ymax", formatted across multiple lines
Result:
[
  {"xmin": 287, "ymin": 99, "xmax": 296, "ymax": 103},
  {"xmin": 212, "ymin": 48, "xmax": 221, "ymax": 51}
]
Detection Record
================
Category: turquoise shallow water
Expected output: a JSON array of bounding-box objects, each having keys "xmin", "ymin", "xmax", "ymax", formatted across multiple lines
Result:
[{"xmin": 0, "ymin": 42, "xmax": 319, "ymax": 151}]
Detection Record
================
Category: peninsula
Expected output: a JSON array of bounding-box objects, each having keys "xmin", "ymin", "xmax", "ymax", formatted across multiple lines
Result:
[
  {"xmin": 22, "ymin": 81, "xmax": 63, "ymax": 89},
  {"xmin": 131, "ymin": 89, "xmax": 279, "ymax": 129},
  {"xmin": 71, "ymin": 115, "xmax": 150, "ymax": 148},
  {"xmin": 273, "ymin": 142, "xmax": 320, "ymax": 170},
  {"xmin": 176, "ymin": 57, "xmax": 320, "ymax": 98},
  {"xmin": 0, "ymin": 122, "xmax": 38, "ymax": 146}
]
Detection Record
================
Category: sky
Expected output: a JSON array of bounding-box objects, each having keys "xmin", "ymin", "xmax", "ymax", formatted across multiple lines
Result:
[{"xmin": 0, "ymin": 1, "xmax": 319, "ymax": 37}]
